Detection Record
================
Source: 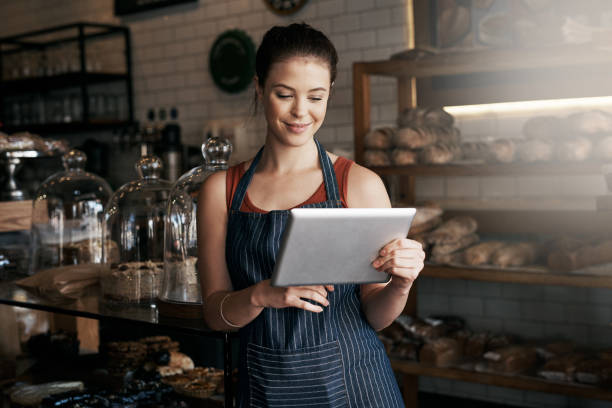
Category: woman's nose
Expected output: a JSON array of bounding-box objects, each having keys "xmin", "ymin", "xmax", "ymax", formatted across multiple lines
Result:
[{"xmin": 291, "ymin": 98, "xmax": 306, "ymax": 117}]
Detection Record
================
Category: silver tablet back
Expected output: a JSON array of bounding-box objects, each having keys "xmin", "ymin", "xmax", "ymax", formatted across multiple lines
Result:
[{"xmin": 271, "ymin": 208, "xmax": 416, "ymax": 287}]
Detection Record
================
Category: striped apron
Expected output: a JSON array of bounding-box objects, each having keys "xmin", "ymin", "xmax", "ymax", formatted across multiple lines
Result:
[{"xmin": 226, "ymin": 139, "xmax": 404, "ymax": 408}]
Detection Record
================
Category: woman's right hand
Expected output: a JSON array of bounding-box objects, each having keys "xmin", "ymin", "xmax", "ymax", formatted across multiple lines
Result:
[{"xmin": 251, "ymin": 280, "xmax": 333, "ymax": 313}]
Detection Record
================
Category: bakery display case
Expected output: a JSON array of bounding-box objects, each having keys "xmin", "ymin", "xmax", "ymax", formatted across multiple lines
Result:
[
  {"xmin": 158, "ymin": 136, "xmax": 232, "ymax": 319},
  {"xmin": 30, "ymin": 149, "xmax": 112, "ymax": 273},
  {"xmin": 0, "ymin": 23, "xmax": 133, "ymax": 134},
  {"xmin": 101, "ymin": 155, "xmax": 172, "ymax": 306},
  {"xmin": 353, "ymin": 44, "xmax": 612, "ymax": 406}
]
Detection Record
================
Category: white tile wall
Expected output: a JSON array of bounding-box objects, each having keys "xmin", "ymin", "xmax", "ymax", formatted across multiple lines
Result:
[{"xmin": 2, "ymin": 1, "xmax": 611, "ymax": 407}]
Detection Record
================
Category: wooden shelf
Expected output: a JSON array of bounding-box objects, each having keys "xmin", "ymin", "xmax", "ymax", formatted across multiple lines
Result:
[
  {"xmin": 356, "ymin": 45, "xmax": 612, "ymax": 79},
  {"xmin": 422, "ymin": 264, "xmax": 612, "ymax": 289},
  {"xmin": 391, "ymin": 360, "xmax": 612, "ymax": 401},
  {"xmin": 370, "ymin": 161, "xmax": 606, "ymax": 177},
  {"xmin": 0, "ymin": 200, "xmax": 32, "ymax": 232},
  {"xmin": 3, "ymin": 120, "xmax": 132, "ymax": 134}
]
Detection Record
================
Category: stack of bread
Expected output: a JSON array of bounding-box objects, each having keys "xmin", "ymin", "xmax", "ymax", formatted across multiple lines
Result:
[
  {"xmin": 425, "ymin": 216, "xmax": 480, "ymax": 264},
  {"xmin": 379, "ymin": 314, "xmax": 612, "ymax": 385},
  {"xmin": 363, "ymin": 107, "xmax": 461, "ymax": 166}
]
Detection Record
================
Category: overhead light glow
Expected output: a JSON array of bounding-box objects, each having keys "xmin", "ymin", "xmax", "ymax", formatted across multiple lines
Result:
[{"xmin": 444, "ymin": 96, "xmax": 612, "ymax": 117}]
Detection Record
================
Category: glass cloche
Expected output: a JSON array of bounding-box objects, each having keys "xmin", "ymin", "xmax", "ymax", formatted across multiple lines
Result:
[
  {"xmin": 158, "ymin": 136, "xmax": 232, "ymax": 318},
  {"xmin": 101, "ymin": 155, "xmax": 173, "ymax": 306},
  {"xmin": 30, "ymin": 149, "xmax": 113, "ymax": 273}
]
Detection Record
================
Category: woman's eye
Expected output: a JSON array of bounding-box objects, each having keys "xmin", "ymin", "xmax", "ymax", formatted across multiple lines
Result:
[
  {"xmin": 276, "ymin": 93, "xmax": 292, "ymax": 99},
  {"xmin": 309, "ymin": 97, "xmax": 323, "ymax": 102}
]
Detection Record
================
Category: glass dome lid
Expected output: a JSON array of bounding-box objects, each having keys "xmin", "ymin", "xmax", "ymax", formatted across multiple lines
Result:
[
  {"xmin": 158, "ymin": 136, "xmax": 232, "ymax": 318},
  {"xmin": 101, "ymin": 155, "xmax": 173, "ymax": 306},
  {"xmin": 30, "ymin": 149, "xmax": 113, "ymax": 272}
]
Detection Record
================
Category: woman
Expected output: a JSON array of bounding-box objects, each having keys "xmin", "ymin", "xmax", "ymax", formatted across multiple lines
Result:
[{"xmin": 197, "ymin": 23, "xmax": 425, "ymax": 408}]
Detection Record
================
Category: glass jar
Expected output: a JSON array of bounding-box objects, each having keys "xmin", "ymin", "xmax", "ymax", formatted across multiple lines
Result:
[
  {"xmin": 30, "ymin": 149, "xmax": 113, "ymax": 273},
  {"xmin": 158, "ymin": 136, "xmax": 232, "ymax": 318},
  {"xmin": 101, "ymin": 155, "xmax": 172, "ymax": 306}
]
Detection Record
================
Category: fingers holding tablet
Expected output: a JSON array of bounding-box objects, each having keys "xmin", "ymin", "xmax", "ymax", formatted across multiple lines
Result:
[{"xmin": 253, "ymin": 280, "xmax": 331, "ymax": 313}]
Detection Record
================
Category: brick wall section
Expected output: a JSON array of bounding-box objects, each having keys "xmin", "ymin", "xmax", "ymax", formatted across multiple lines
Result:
[{"xmin": 2, "ymin": 1, "xmax": 612, "ymax": 407}]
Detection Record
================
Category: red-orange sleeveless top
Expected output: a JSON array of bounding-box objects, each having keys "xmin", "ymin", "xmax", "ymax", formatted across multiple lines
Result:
[{"xmin": 226, "ymin": 156, "xmax": 354, "ymax": 213}]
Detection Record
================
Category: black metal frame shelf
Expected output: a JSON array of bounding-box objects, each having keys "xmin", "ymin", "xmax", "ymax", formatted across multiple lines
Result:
[{"xmin": 0, "ymin": 22, "xmax": 134, "ymax": 134}]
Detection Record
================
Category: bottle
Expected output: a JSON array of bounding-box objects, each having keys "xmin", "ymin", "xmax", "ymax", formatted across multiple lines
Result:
[
  {"xmin": 141, "ymin": 108, "xmax": 156, "ymax": 157},
  {"xmin": 161, "ymin": 107, "xmax": 182, "ymax": 182}
]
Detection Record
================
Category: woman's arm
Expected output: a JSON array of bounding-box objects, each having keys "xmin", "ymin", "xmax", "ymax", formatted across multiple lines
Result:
[
  {"xmin": 346, "ymin": 163, "xmax": 425, "ymax": 332},
  {"xmin": 197, "ymin": 171, "xmax": 334, "ymax": 331}
]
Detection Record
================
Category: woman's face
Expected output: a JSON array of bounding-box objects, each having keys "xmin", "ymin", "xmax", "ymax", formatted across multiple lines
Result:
[{"xmin": 257, "ymin": 56, "xmax": 331, "ymax": 147}]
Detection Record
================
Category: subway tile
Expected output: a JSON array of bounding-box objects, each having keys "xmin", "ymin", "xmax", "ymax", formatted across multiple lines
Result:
[
  {"xmin": 517, "ymin": 176, "xmax": 562, "ymax": 197},
  {"xmin": 446, "ymin": 176, "xmax": 480, "ymax": 198},
  {"xmin": 347, "ymin": 0, "xmax": 376, "ymax": 13},
  {"xmin": 544, "ymin": 286, "xmax": 588, "ymax": 303},
  {"xmin": 521, "ymin": 301, "xmax": 565, "ymax": 322},
  {"xmin": 360, "ymin": 9, "xmax": 391, "ymax": 30},
  {"xmin": 239, "ymin": 11, "xmax": 265, "ymax": 30},
  {"xmin": 484, "ymin": 299, "xmax": 522, "ymax": 319},
  {"xmin": 415, "ymin": 177, "xmax": 445, "ymax": 198},
  {"xmin": 348, "ymin": 30, "xmax": 377, "ymax": 51},
  {"xmin": 487, "ymin": 386, "xmax": 525, "ymax": 404},
  {"xmin": 376, "ymin": 26, "xmax": 407, "ymax": 47},
  {"xmin": 503, "ymin": 319, "xmax": 544, "ymax": 340},
  {"xmin": 543, "ymin": 323, "xmax": 589, "ymax": 345},
  {"xmin": 525, "ymin": 391, "xmax": 568, "ymax": 408},
  {"xmin": 316, "ymin": 0, "xmax": 346, "ymax": 17},
  {"xmin": 449, "ymin": 296, "xmax": 483, "ymax": 317},
  {"xmin": 480, "ymin": 177, "xmax": 517, "ymax": 198},
  {"xmin": 587, "ymin": 287, "xmax": 612, "ymax": 304},
  {"xmin": 501, "ymin": 283, "xmax": 545, "ymax": 300},
  {"xmin": 566, "ymin": 304, "xmax": 612, "ymax": 326},
  {"xmin": 466, "ymin": 281, "xmax": 502, "ymax": 298},
  {"xmin": 560, "ymin": 175, "xmax": 607, "ymax": 197},
  {"xmin": 331, "ymin": 14, "xmax": 360, "ymax": 34}
]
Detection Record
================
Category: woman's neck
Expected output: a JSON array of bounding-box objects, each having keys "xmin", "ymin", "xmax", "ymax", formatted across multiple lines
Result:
[{"xmin": 258, "ymin": 137, "xmax": 319, "ymax": 175}]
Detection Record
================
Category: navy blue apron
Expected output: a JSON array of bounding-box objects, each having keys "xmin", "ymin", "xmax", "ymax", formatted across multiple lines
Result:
[{"xmin": 226, "ymin": 139, "xmax": 404, "ymax": 407}]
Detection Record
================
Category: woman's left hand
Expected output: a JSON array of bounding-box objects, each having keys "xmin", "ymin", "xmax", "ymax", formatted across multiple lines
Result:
[{"xmin": 371, "ymin": 238, "xmax": 425, "ymax": 294}]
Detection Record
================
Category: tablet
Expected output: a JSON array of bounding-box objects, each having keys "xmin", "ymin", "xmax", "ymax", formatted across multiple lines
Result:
[{"xmin": 271, "ymin": 207, "xmax": 416, "ymax": 287}]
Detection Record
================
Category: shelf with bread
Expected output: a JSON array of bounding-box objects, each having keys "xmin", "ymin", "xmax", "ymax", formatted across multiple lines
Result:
[
  {"xmin": 391, "ymin": 361, "xmax": 612, "ymax": 402},
  {"xmin": 353, "ymin": 43, "xmax": 612, "ymax": 407}
]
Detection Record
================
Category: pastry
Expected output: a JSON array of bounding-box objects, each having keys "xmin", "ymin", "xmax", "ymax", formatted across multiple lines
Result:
[
  {"xmin": 419, "ymin": 337, "xmax": 461, "ymax": 367},
  {"xmin": 483, "ymin": 345, "xmax": 537, "ymax": 374},
  {"xmin": 538, "ymin": 352, "xmax": 588, "ymax": 382},
  {"xmin": 555, "ymin": 136, "xmax": 592, "ymax": 162},
  {"xmin": 461, "ymin": 141, "xmax": 489, "ymax": 161},
  {"xmin": 566, "ymin": 110, "xmax": 612, "ymax": 136},
  {"xmin": 522, "ymin": 116, "xmax": 561, "ymax": 140},
  {"xmin": 364, "ymin": 127, "xmax": 395, "ymax": 149},
  {"xmin": 431, "ymin": 232, "xmax": 479, "ymax": 257},
  {"xmin": 391, "ymin": 148, "xmax": 418, "ymax": 165},
  {"xmin": 363, "ymin": 149, "xmax": 390, "ymax": 166},
  {"xmin": 517, "ymin": 139, "xmax": 553, "ymax": 162},
  {"xmin": 487, "ymin": 139, "xmax": 515, "ymax": 163},
  {"xmin": 427, "ymin": 216, "xmax": 478, "ymax": 245},
  {"xmin": 490, "ymin": 242, "xmax": 540, "ymax": 268},
  {"xmin": 101, "ymin": 260, "xmax": 163, "ymax": 303},
  {"xmin": 420, "ymin": 143, "xmax": 458, "ymax": 164},
  {"xmin": 394, "ymin": 127, "xmax": 436, "ymax": 149},
  {"xmin": 463, "ymin": 241, "xmax": 506, "ymax": 266}
]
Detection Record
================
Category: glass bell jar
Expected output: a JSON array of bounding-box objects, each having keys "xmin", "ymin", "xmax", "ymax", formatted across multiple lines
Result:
[
  {"xmin": 158, "ymin": 136, "xmax": 232, "ymax": 319},
  {"xmin": 30, "ymin": 149, "xmax": 113, "ymax": 274},
  {"xmin": 101, "ymin": 155, "xmax": 172, "ymax": 307}
]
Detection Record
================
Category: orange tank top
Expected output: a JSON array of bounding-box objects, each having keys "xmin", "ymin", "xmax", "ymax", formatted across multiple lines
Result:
[{"xmin": 226, "ymin": 156, "xmax": 354, "ymax": 213}]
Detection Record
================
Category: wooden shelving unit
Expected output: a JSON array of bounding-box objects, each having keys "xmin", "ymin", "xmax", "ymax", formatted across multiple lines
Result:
[
  {"xmin": 391, "ymin": 361, "xmax": 612, "ymax": 402},
  {"xmin": 353, "ymin": 43, "xmax": 612, "ymax": 407},
  {"xmin": 423, "ymin": 264, "xmax": 612, "ymax": 289}
]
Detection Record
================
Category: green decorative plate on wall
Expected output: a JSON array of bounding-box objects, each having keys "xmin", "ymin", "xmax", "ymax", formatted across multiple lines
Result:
[{"xmin": 209, "ymin": 29, "xmax": 256, "ymax": 94}]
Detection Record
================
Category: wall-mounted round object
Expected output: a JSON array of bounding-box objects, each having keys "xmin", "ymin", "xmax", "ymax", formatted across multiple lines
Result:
[
  {"xmin": 209, "ymin": 29, "xmax": 255, "ymax": 94},
  {"xmin": 262, "ymin": 0, "xmax": 308, "ymax": 15}
]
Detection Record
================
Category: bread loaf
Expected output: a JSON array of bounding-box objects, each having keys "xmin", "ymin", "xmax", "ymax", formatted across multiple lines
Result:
[
  {"xmin": 461, "ymin": 141, "xmax": 489, "ymax": 161},
  {"xmin": 409, "ymin": 206, "xmax": 444, "ymax": 236},
  {"xmin": 463, "ymin": 332, "xmax": 489, "ymax": 359},
  {"xmin": 536, "ymin": 341, "xmax": 576, "ymax": 360},
  {"xmin": 463, "ymin": 241, "xmax": 507, "ymax": 266},
  {"xmin": 436, "ymin": 126, "xmax": 461, "ymax": 145},
  {"xmin": 427, "ymin": 216, "xmax": 478, "ymax": 245},
  {"xmin": 538, "ymin": 352, "xmax": 588, "ymax": 382},
  {"xmin": 547, "ymin": 240, "xmax": 612, "ymax": 272},
  {"xmin": 556, "ymin": 136, "xmax": 592, "ymax": 162},
  {"xmin": 522, "ymin": 116, "xmax": 561, "ymax": 140},
  {"xmin": 420, "ymin": 143, "xmax": 458, "ymax": 164},
  {"xmin": 363, "ymin": 149, "xmax": 390, "ymax": 166},
  {"xmin": 419, "ymin": 337, "xmax": 462, "ymax": 367},
  {"xmin": 483, "ymin": 345, "xmax": 537, "ymax": 374},
  {"xmin": 394, "ymin": 127, "xmax": 436, "ymax": 149},
  {"xmin": 431, "ymin": 232, "xmax": 479, "ymax": 257},
  {"xmin": 490, "ymin": 242, "xmax": 539, "ymax": 268},
  {"xmin": 517, "ymin": 139, "xmax": 553, "ymax": 162},
  {"xmin": 391, "ymin": 148, "xmax": 418, "ymax": 165},
  {"xmin": 429, "ymin": 251, "xmax": 464, "ymax": 265},
  {"xmin": 364, "ymin": 127, "xmax": 395, "ymax": 149},
  {"xmin": 566, "ymin": 110, "xmax": 612, "ymax": 136},
  {"xmin": 488, "ymin": 139, "xmax": 515, "ymax": 163}
]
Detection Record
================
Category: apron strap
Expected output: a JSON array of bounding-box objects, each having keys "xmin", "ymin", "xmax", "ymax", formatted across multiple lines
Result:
[{"xmin": 229, "ymin": 138, "xmax": 341, "ymax": 211}]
